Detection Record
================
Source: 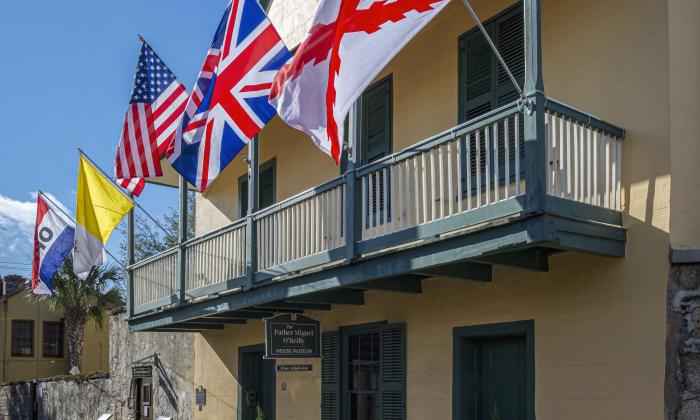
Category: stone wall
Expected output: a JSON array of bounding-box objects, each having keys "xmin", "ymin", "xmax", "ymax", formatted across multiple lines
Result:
[
  {"xmin": 108, "ymin": 310, "xmax": 195, "ymax": 419},
  {"xmin": 0, "ymin": 310, "xmax": 195, "ymax": 419},
  {"xmin": 0, "ymin": 382, "xmax": 32, "ymax": 420},
  {"xmin": 667, "ymin": 262, "xmax": 700, "ymax": 419}
]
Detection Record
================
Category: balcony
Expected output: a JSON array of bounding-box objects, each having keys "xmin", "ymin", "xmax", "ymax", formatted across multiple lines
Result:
[{"xmin": 127, "ymin": 95, "xmax": 625, "ymax": 331}]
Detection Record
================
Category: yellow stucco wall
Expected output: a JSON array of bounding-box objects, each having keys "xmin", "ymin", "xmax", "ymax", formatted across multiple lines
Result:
[
  {"xmin": 189, "ymin": 0, "xmax": 681, "ymax": 418},
  {"xmin": 0, "ymin": 292, "xmax": 109, "ymax": 383},
  {"xmin": 668, "ymin": 0, "xmax": 700, "ymax": 250}
]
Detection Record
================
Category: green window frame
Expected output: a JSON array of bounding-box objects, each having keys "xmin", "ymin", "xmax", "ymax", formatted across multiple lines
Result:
[
  {"xmin": 452, "ymin": 320, "xmax": 535, "ymax": 420},
  {"xmin": 239, "ymin": 158, "xmax": 276, "ymax": 218},
  {"xmin": 11, "ymin": 319, "xmax": 34, "ymax": 357},
  {"xmin": 321, "ymin": 321, "xmax": 406, "ymax": 420}
]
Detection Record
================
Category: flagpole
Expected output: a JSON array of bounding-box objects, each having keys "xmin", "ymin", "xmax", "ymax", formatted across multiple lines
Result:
[
  {"xmin": 76, "ymin": 148, "xmax": 170, "ymax": 236},
  {"xmin": 38, "ymin": 191, "xmax": 128, "ymax": 270}
]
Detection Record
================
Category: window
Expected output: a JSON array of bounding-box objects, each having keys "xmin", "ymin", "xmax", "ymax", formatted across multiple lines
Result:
[
  {"xmin": 322, "ymin": 323, "xmax": 405, "ymax": 420},
  {"xmin": 458, "ymin": 3, "xmax": 524, "ymax": 123},
  {"xmin": 347, "ymin": 331, "xmax": 380, "ymax": 419},
  {"xmin": 453, "ymin": 320, "xmax": 534, "ymax": 420},
  {"xmin": 43, "ymin": 321, "xmax": 64, "ymax": 358},
  {"xmin": 239, "ymin": 158, "xmax": 276, "ymax": 217},
  {"xmin": 11, "ymin": 320, "xmax": 33, "ymax": 357},
  {"xmin": 458, "ymin": 4, "xmax": 524, "ymax": 192}
]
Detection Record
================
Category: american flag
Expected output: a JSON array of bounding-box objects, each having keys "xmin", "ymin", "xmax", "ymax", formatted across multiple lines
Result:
[
  {"xmin": 115, "ymin": 40, "xmax": 189, "ymax": 196},
  {"xmin": 167, "ymin": 0, "xmax": 291, "ymax": 191}
]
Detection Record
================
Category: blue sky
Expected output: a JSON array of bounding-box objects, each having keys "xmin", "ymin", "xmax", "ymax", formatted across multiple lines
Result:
[{"xmin": 0, "ymin": 1, "xmax": 231, "ymax": 276}]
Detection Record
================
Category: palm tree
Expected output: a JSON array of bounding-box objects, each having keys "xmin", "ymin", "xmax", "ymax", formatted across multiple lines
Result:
[{"xmin": 31, "ymin": 256, "xmax": 122, "ymax": 373}]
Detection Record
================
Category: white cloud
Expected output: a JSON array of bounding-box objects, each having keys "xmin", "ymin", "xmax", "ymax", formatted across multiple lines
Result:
[
  {"xmin": 0, "ymin": 194, "xmax": 36, "ymax": 233},
  {"xmin": 0, "ymin": 192, "xmax": 71, "ymax": 275}
]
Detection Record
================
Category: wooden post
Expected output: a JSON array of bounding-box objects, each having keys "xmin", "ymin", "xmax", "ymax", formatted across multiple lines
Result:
[
  {"xmin": 344, "ymin": 100, "xmax": 363, "ymax": 261},
  {"xmin": 523, "ymin": 0, "xmax": 546, "ymax": 212},
  {"xmin": 177, "ymin": 175, "xmax": 188, "ymax": 304},
  {"xmin": 245, "ymin": 137, "xmax": 259, "ymax": 288}
]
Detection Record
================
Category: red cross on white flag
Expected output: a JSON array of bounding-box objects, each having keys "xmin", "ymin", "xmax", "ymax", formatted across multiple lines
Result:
[{"xmin": 269, "ymin": 0, "xmax": 450, "ymax": 164}]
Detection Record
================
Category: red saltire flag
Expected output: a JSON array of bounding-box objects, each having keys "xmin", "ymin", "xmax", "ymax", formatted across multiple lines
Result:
[{"xmin": 269, "ymin": 0, "xmax": 449, "ymax": 164}]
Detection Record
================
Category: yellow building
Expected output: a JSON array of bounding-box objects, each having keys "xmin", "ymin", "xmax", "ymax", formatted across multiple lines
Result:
[
  {"xmin": 0, "ymin": 278, "xmax": 109, "ymax": 383},
  {"xmin": 124, "ymin": 0, "xmax": 700, "ymax": 419}
]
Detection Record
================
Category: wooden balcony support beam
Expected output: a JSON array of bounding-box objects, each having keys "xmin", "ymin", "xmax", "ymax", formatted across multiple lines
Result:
[
  {"xmin": 207, "ymin": 310, "xmax": 273, "ymax": 319},
  {"xmin": 257, "ymin": 301, "xmax": 332, "ymax": 311},
  {"xmin": 288, "ymin": 289, "xmax": 365, "ymax": 305},
  {"xmin": 163, "ymin": 322, "xmax": 224, "ymax": 330},
  {"xmin": 475, "ymin": 248, "xmax": 550, "ymax": 272},
  {"xmin": 197, "ymin": 318, "xmax": 247, "ymax": 325},
  {"xmin": 351, "ymin": 275, "xmax": 425, "ymax": 294},
  {"xmin": 416, "ymin": 261, "xmax": 492, "ymax": 282}
]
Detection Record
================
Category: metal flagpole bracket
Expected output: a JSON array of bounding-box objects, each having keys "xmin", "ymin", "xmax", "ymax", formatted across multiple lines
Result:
[{"xmin": 518, "ymin": 97, "xmax": 535, "ymax": 115}]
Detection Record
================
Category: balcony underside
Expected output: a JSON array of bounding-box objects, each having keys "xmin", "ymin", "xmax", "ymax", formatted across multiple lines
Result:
[{"xmin": 128, "ymin": 204, "xmax": 625, "ymax": 332}]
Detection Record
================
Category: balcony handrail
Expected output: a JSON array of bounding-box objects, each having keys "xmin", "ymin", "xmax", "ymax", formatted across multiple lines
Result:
[
  {"xmin": 544, "ymin": 97, "xmax": 625, "ymax": 139},
  {"xmin": 128, "ymin": 245, "xmax": 179, "ymax": 270},
  {"xmin": 182, "ymin": 218, "xmax": 247, "ymax": 248},
  {"xmin": 251, "ymin": 175, "xmax": 346, "ymax": 220},
  {"xmin": 355, "ymin": 101, "xmax": 522, "ymax": 177}
]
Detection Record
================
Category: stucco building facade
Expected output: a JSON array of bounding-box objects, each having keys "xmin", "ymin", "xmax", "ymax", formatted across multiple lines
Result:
[{"xmin": 123, "ymin": 0, "xmax": 700, "ymax": 419}]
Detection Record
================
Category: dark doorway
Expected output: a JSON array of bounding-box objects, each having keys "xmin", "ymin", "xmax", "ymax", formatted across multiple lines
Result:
[
  {"xmin": 239, "ymin": 344, "xmax": 275, "ymax": 420},
  {"xmin": 135, "ymin": 377, "xmax": 153, "ymax": 420},
  {"xmin": 453, "ymin": 321, "xmax": 534, "ymax": 420}
]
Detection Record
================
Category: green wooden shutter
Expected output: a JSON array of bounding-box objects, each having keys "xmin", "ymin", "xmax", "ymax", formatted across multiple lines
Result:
[
  {"xmin": 494, "ymin": 6, "xmax": 524, "ymax": 107},
  {"xmin": 380, "ymin": 323, "xmax": 406, "ymax": 420},
  {"xmin": 495, "ymin": 6, "xmax": 525, "ymax": 169},
  {"xmin": 361, "ymin": 76, "xmax": 393, "ymax": 225},
  {"xmin": 459, "ymin": 5, "xmax": 525, "ymax": 189},
  {"xmin": 239, "ymin": 176, "xmax": 249, "ymax": 217},
  {"xmin": 459, "ymin": 26, "xmax": 494, "ymax": 124},
  {"xmin": 460, "ymin": 338, "xmax": 480, "ymax": 419},
  {"xmin": 321, "ymin": 331, "xmax": 340, "ymax": 420},
  {"xmin": 259, "ymin": 160, "xmax": 276, "ymax": 210},
  {"xmin": 361, "ymin": 76, "xmax": 392, "ymax": 165}
]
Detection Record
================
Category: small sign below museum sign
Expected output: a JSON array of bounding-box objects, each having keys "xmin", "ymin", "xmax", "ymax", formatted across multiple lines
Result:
[
  {"xmin": 264, "ymin": 313, "xmax": 321, "ymax": 359},
  {"xmin": 276, "ymin": 364, "xmax": 313, "ymax": 372}
]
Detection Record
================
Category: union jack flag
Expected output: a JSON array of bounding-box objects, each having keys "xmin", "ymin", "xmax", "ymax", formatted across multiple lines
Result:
[
  {"xmin": 115, "ymin": 40, "xmax": 189, "ymax": 196},
  {"xmin": 167, "ymin": 0, "xmax": 291, "ymax": 191}
]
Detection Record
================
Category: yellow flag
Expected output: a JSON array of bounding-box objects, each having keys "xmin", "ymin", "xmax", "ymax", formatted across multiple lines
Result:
[{"xmin": 73, "ymin": 155, "xmax": 133, "ymax": 279}]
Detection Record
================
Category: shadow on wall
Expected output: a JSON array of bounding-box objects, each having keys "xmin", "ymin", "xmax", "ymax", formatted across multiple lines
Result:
[{"xmin": 154, "ymin": 355, "xmax": 178, "ymax": 411}]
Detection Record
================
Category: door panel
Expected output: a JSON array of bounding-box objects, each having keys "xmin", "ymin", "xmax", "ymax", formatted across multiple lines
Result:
[
  {"xmin": 459, "ymin": 336, "xmax": 526, "ymax": 420},
  {"xmin": 240, "ymin": 348, "xmax": 275, "ymax": 420}
]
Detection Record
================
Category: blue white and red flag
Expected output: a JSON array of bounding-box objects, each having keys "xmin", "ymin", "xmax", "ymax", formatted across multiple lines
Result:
[
  {"xmin": 31, "ymin": 194, "xmax": 75, "ymax": 295},
  {"xmin": 167, "ymin": 0, "xmax": 291, "ymax": 191},
  {"xmin": 115, "ymin": 39, "xmax": 189, "ymax": 196}
]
